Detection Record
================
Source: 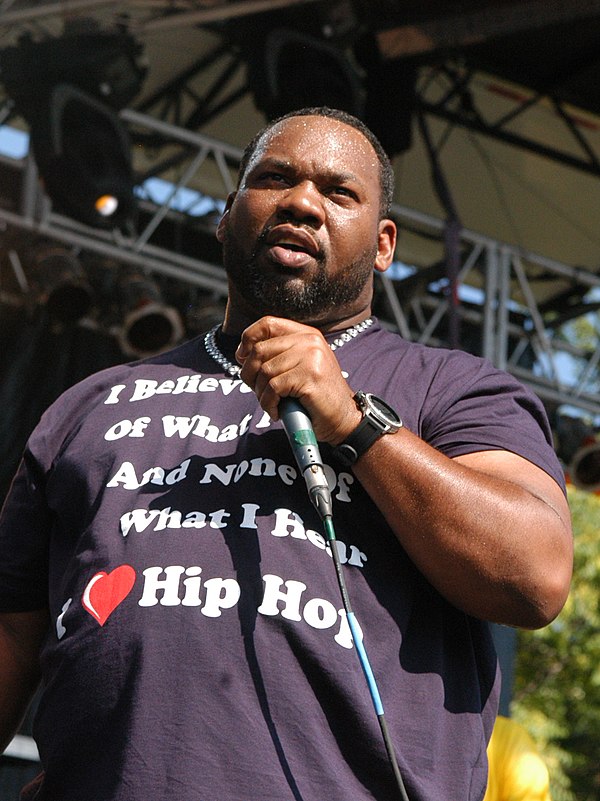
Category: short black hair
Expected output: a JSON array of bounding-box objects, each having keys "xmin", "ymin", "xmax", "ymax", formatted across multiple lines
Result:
[{"xmin": 237, "ymin": 106, "xmax": 395, "ymax": 218}]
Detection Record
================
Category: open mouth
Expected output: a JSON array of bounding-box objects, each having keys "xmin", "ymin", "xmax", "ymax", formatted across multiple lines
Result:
[
  {"xmin": 268, "ymin": 243, "xmax": 316, "ymax": 268},
  {"xmin": 264, "ymin": 226, "xmax": 321, "ymax": 268}
]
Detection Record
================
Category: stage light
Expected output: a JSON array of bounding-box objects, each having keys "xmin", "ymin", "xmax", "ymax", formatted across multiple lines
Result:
[
  {"xmin": 236, "ymin": 14, "xmax": 417, "ymax": 157},
  {"xmin": 260, "ymin": 28, "xmax": 365, "ymax": 119},
  {"xmin": 28, "ymin": 83, "xmax": 136, "ymax": 230},
  {"xmin": 570, "ymin": 440, "xmax": 600, "ymax": 492},
  {"xmin": 95, "ymin": 195, "xmax": 120, "ymax": 218},
  {"xmin": 28, "ymin": 245, "xmax": 93, "ymax": 323},
  {"xmin": 0, "ymin": 22, "xmax": 146, "ymax": 229},
  {"xmin": 554, "ymin": 413, "xmax": 600, "ymax": 493},
  {"xmin": 116, "ymin": 273, "xmax": 184, "ymax": 359}
]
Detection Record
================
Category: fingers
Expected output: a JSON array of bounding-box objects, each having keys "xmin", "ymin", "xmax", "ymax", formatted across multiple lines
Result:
[
  {"xmin": 235, "ymin": 316, "xmax": 357, "ymax": 442},
  {"xmin": 236, "ymin": 318, "xmax": 328, "ymax": 416},
  {"xmin": 236, "ymin": 316, "xmax": 311, "ymax": 363}
]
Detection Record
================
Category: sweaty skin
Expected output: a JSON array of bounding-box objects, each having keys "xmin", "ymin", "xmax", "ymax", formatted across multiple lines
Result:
[{"xmin": 217, "ymin": 115, "xmax": 572, "ymax": 627}]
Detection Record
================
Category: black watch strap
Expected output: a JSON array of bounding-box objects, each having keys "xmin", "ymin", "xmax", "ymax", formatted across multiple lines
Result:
[
  {"xmin": 333, "ymin": 417, "xmax": 385, "ymax": 467},
  {"xmin": 332, "ymin": 392, "xmax": 402, "ymax": 467}
]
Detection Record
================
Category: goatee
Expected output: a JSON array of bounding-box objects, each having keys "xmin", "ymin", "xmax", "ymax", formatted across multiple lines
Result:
[{"xmin": 222, "ymin": 228, "xmax": 376, "ymax": 321}]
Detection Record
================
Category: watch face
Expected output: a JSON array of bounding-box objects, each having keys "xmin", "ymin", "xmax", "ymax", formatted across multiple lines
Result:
[{"xmin": 366, "ymin": 393, "xmax": 402, "ymax": 426}]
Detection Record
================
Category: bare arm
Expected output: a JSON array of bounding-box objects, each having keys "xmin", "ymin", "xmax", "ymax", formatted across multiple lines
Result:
[
  {"xmin": 352, "ymin": 434, "xmax": 572, "ymax": 627},
  {"xmin": 237, "ymin": 316, "xmax": 573, "ymax": 628},
  {"xmin": 0, "ymin": 610, "xmax": 48, "ymax": 753}
]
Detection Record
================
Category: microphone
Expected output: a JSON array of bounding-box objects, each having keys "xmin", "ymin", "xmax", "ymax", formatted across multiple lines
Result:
[{"xmin": 279, "ymin": 397, "xmax": 333, "ymax": 521}]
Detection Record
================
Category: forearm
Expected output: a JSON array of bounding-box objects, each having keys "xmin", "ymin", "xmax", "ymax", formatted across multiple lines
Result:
[
  {"xmin": 0, "ymin": 611, "xmax": 48, "ymax": 753},
  {"xmin": 352, "ymin": 428, "xmax": 573, "ymax": 628}
]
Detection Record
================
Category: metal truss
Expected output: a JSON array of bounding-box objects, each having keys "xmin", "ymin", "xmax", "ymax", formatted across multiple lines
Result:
[
  {"xmin": 417, "ymin": 63, "xmax": 600, "ymax": 180},
  {"xmin": 0, "ymin": 105, "xmax": 599, "ymax": 418},
  {"xmin": 0, "ymin": 107, "xmax": 240, "ymax": 296},
  {"xmin": 134, "ymin": 40, "xmax": 249, "ymax": 139},
  {"xmin": 119, "ymin": 13, "xmax": 600, "ymax": 178},
  {"xmin": 3, "ymin": 3, "xmax": 600, "ymax": 179},
  {"xmin": 385, "ymin": 205, "xmax": 600, "ymax": 417}
]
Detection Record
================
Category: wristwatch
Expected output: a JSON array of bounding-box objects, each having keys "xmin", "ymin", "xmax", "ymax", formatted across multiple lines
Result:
[{"xmin": 332, "ymin": 391, "xmax": 402, "ymax": 467}]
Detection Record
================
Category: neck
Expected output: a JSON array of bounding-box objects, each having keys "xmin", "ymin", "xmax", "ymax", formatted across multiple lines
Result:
[
  {"xmin": 205, "ymin": 316, "xmax": 374, "ymax": 377},
  {"xmin": 222, "ymin": 302, "xmax": 374, "ymax": 338}
]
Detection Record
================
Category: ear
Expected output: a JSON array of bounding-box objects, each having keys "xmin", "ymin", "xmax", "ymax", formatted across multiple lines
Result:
[
  {"xmin": 374, "ymin": 218, "xmax": 397, "ymax": 273},
  {"xmin": 216, "ymin": 192, "xmax": 236, "ymax": 243}
]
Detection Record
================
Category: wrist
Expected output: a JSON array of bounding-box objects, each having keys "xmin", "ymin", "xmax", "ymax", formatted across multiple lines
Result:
[
  {"xmin": 330, "ymin": 401, "xmax": 363, "ymax": 447},
  {"xmin": 332, "ymin": 392, "xmax": 402, "ymax": 467}
]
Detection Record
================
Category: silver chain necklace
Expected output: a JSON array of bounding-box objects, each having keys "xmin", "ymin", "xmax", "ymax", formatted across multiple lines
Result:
[{"xmin": 204, "ymin": 318, "xmax": 374, "ymax": 377}]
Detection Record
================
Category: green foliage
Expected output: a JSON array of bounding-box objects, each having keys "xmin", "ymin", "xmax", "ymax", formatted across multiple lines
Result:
[
  {"xmin": 512, "ymin": 487, "xmax": 600, "ymax": 801},
  {"xmin": 561, "ymin": 316, "xmax": 598, "ymax": 354},
  {"xmin": 555, "ymin": 305, "xmax": 600, "ymax": 394}
]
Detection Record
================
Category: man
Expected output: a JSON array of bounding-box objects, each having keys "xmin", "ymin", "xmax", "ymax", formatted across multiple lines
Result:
[{"xmin": 0, "ymin": 107, "xmax": 572, "ymax": 801}]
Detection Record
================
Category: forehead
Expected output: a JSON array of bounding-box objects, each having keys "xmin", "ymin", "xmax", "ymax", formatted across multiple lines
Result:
[{"xmin": 246, "ymin": 116, "xmax": 380, "ymax": 186}]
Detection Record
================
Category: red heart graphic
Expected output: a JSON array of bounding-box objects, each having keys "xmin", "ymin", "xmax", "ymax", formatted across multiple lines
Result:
[{"xmin": 82, "ymin": 565, "xmax": 136, "ymax": 626}]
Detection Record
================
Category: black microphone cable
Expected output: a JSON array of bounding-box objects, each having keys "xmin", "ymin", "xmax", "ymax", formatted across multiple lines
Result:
[{"xmin": 279, "ymin": 398, "xmax": 410, "ymax": 801}]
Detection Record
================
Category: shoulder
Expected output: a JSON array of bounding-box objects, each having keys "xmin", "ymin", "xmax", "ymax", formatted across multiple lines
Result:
[
  {"xmin": 353, "ymin": 322, "xmax": 533, "ymax": 405},
  {"xmin": 354, "ymin": 320, "xmax": 499, "ymax": 370},
  {"xmin": 346, "ymin": 321, "xmax": 564, "ymax": 484},
  {"xmin": 27, "ymin": 336, "xmax": 207, "ymax": 457}
]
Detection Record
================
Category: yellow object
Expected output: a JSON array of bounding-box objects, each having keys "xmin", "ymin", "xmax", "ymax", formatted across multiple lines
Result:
[{"xmin": 483, "ymin": 716, "xmax": 552, "ymax": 801}]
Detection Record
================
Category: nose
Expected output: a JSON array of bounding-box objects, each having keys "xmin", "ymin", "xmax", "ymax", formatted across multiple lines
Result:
[{"xmin": 276, "ymin": 180, "xmax": 325, "ymax": 227}]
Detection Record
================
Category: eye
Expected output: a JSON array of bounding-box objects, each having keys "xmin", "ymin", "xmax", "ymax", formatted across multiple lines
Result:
[
  {"xmin": 328, "ymin": 185, "xmax": 358, "ymax": 201},
  {"xmin": 256, "ymin": 171, "xmax": 288, "ymax": 185}
]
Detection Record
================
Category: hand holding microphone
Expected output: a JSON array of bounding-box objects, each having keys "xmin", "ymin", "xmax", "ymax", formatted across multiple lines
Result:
[
  {"xmin": 235, "ymin": 317, "xmax": 359, "ymax": 440},
  {"xmin": 235, "ymin": 317, "xmax": 359, "ymax": 519}
]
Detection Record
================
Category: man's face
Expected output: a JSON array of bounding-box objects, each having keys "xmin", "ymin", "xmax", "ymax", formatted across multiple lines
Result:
[{"xmin": 217, "ymin": 115, "xmax": 395, "ymax": 327}]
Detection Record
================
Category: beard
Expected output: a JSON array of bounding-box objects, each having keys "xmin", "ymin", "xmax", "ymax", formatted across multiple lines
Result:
[{"xmin": 221, "ymin": 226, "xmax": 376, "ymax": 321}]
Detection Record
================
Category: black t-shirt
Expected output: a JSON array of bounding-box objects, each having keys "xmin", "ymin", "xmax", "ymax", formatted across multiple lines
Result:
[{"xmin": 0, "ymin": 320, "xmax": 564, "ymax": 801}]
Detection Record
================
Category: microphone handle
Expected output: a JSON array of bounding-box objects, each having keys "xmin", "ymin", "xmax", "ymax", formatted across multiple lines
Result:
[{"xmin": 279, "ymin": 397, "xmax": 333, "ymax": 520}]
